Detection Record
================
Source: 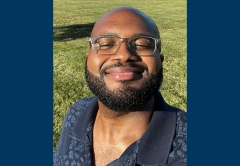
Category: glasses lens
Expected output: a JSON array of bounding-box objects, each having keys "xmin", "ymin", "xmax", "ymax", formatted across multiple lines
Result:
[
  {"xmin": 93, "ymin": 37, "xmax": 119, "ymax": 54},
  {"xmin": 129, "ymin": 37, "xmax": 156, "ymax": 56},
  {"xmin": 91, "ymin": 36, "xmax": 157, "ymax": 56}
]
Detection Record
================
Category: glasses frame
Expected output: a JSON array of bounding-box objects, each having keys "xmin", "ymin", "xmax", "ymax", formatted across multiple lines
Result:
[{"xmin": 88, "ymin": 35, "xmax": 160, "ymax": 56}]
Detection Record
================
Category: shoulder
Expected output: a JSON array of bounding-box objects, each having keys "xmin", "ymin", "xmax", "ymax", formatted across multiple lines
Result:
[
  {"xmin": 163, "ymin": 102, "xmax": 187, "ymax": 134},
  {"xmin": 176, "ymin": 110, "xmax": 187, "ymax": 134},
  {"xmin": 167, "ymin": 109, "xmax": 187, "ymax": 166},
  {"xmin": 54, "ymin": 96, "xmax": 96, "ymax": 165},
  {"xmin": 70, "ymin": 96, "xmax": 96, "ymax": 113},
  {"xmin": 60, "ymin": 96, "xmax": 96, "ymax": 132},
  {"xmin": 64, "ymin": 96, "xmax": 96, "ymax": 124}
]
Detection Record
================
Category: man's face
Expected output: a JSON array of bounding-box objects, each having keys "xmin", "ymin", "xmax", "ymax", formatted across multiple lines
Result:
[{"xmin": 85, "ymin": 9, "xmax": 163, "ymax": 111}]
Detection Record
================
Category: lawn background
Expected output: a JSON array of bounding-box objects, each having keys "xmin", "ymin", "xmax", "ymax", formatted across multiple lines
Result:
[{"xmin": 54, "ymin": 0, "xmax": 186, "ymax": 151}]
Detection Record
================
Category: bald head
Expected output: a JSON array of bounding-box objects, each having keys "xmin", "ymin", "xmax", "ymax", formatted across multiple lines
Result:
[{"xmin": 91, "ymin": 7, "xmax": 161, "ymax": 52}]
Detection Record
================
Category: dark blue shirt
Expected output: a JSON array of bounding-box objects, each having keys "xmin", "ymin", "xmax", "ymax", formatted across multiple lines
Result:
[{"xmin": 54, "ymin": 92, "xmax": 187, "ymax": 166}]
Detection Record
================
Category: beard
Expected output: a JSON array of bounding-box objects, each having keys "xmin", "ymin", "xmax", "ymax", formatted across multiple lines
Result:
[{"xmin": 85, "ymin": 61, "xmax": 163, "ymax": 112}]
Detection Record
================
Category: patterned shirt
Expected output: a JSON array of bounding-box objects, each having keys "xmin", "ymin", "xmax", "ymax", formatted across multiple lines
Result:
[{"xmin": 54, "ymin": 92, "xmax": 187, "ymax": 166}]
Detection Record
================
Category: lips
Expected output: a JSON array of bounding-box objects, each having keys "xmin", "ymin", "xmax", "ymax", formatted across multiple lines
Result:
[{"xmin": 105, "ymin": 67, "xmax": 144, "ymax": 81}]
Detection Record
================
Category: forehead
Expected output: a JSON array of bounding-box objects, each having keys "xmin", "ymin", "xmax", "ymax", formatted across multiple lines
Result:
[{"xmin": 91, "ymin": 9, "xmax": 159, "ymax": 38}]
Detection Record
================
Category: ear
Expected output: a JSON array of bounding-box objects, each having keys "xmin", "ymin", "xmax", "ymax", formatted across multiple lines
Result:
[
  {"xmin": 86, "ymin": 52, "xmax": 89, "ymax": 57},
  {"xmin": 160, "ymin": 54, "xmax": 164, "ymax": 63}
]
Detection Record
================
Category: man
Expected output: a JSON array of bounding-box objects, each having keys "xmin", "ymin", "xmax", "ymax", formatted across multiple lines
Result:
[{"xmin": 54, "ymin": 6, "xmax": 187, "ymax": 166}]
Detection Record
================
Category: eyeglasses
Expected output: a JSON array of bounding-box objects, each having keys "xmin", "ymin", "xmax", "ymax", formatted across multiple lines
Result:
[{"xmin": 88, "ymin": 35, "xmax": 160, "ymax": 56}]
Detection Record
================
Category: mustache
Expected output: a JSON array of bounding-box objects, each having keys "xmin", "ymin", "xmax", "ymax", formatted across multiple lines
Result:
[{"xmin": 99, "ymin": 62, "xmax": 148, "ymax": 76}]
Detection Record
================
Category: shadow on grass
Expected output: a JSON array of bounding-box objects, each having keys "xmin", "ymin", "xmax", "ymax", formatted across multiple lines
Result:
[{"xmin": 54, "ymin": 23, "xmax": 95, "ymax": 42}]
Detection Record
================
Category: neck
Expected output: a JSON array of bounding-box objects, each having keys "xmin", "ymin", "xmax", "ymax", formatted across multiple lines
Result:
[
  {"xmin": 94, "ymin": 96, "xmax": 155, "ymax": 144},
  {"xmin": 93, "ymin": 97, "xmax": 155, "ymax": 165}
]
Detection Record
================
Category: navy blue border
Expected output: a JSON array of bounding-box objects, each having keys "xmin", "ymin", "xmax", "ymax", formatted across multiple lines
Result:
[
  {"xmin": 0, "ymin": 0, "xmax": 53, "ymax": 165},
  {"xmin": 188, "ymin": 1, "xmax": 240, "ymax": 165},
  {"xmin": 1, "ymin": 0, "xmax": 240, "ymax": 165}
]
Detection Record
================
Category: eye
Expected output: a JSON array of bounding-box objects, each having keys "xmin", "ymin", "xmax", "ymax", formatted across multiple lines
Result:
[
  {"xmin": 99, "ymin": 43, "xmax": 116, "ymax": 49},
  {"xmin": 134, "ymin": 38, "xmax": 155, "ymax": 49},
  {"xmin": 97, "ymin": 38, "xmax": 118, "ymax": 49},
  {"xmin": 131, "ymin": 38, "xmax": 155, "ymax": 50}
]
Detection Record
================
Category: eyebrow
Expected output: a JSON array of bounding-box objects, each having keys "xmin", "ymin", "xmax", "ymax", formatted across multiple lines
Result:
[
  {"xmin": 133, "ymin": 33, "xmax": 152, "ymax": 37},
  {"xmin": 98, "ymin": 33, "xmax": 117, "ymax": 37},
  {"xmin": 95, "ymin": 32, "xmax": 154, "ymax": 38}
]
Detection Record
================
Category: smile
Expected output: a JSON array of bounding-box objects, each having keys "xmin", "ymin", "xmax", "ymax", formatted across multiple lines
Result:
[{"xmin": 105, "ymin": 67, "xmax": 144, "ymax": 81}]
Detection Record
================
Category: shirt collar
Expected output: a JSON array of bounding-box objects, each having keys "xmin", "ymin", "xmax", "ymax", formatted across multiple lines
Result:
[
  {"xmin": 136, "ymin": 92, "xmax": 177, "ymax": 165},
  {"xmin": 70, "ymin": 92, "xmax": 177, "ymax": 166},
  {"xmin": 71, "ymin": 97, "xmax": 98, "ymax": 139}
]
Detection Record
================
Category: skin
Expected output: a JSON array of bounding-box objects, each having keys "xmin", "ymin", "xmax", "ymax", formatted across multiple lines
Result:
[{"xmin": 85, "ymin": 7, "xmax": 164, "ymax": 166}]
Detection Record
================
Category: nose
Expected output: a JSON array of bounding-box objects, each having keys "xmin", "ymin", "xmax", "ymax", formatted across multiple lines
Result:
[{"xmin": 112, "ymin": 38, "xmax": 139, "ymax": 62}]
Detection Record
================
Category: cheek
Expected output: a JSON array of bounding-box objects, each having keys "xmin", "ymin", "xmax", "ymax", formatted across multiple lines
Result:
[
  {"xmin": 86, "ymin": 54, "xmax": 109, "ymax": 76},
  {"xmin": 142, "ymin": 56, "xmax": 162, "ymax": 73}
]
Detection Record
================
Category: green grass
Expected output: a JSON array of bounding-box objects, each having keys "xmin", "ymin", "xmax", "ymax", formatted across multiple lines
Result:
[{"xmin": 54, "ymin": 0, "xmax": 186, "ymax": 151}]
